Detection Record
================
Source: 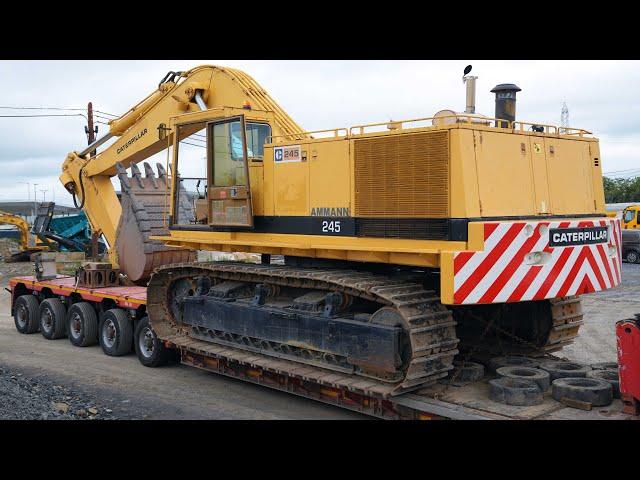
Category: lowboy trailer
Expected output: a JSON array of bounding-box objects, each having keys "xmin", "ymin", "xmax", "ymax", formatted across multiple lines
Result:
[{"xmin": 7, "ymin": 274, "xmax": 634, "ymax": 420}]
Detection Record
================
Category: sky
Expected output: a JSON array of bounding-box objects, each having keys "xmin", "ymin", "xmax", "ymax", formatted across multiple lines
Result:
[{"xmin": 0, "ymin": 60, "xmax": 638, "ymax": 206}]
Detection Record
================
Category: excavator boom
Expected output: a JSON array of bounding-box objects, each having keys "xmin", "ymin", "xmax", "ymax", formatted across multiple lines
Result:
[{"xmin": 60, "ymin": 65, "xmax": 305, "ymax": 281}]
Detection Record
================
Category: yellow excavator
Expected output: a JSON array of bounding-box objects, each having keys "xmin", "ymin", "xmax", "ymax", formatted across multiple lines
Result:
[
  {"xmin": 60, "ymin": 65, "xmax": 621, "ymax": 395},
  {"xmin": 0, "ymin": 210, "xmax": 47, "ymax": 261}
]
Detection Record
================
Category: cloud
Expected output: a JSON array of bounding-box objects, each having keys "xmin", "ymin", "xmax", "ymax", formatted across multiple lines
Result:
[{"xmin": 0, "ymin": 60, "xmax": 638, "ymax": 206}]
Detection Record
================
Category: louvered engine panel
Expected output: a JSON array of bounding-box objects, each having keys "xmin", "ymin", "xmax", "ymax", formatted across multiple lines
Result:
[{"xmin": 354, "ymin": 131, "xmax": 449, "ymax": 217}]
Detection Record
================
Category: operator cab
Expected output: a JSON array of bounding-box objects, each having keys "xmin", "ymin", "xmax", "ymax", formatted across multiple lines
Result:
[{"xmin": 170, "ymin": 108, "xmax": 273, "ymax": 230}]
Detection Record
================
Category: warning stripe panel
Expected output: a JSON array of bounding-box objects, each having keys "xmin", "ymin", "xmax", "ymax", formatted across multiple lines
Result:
[{"xmin": 452, "ymin": 218, "xmax": 622, "ymax": 305}]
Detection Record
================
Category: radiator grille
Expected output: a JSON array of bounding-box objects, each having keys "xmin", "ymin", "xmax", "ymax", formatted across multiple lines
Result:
[
  {"xmin": 356, "ymin": 218, "xmax": 449, "ymax": 240},
  {"xmin": 354, "ymin": 131, "xmax": 449, "ymax": 217}
]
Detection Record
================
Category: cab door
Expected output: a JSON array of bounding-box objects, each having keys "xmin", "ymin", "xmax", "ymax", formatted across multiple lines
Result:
[{"xmin": 207, "ymin": 116, "xmax": 254, "ymax": 228}]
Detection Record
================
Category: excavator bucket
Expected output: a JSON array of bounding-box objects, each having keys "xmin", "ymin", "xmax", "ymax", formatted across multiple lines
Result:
[{"xmin": 115, "ymin": 161, "xmax": 196, "ymax": 283}]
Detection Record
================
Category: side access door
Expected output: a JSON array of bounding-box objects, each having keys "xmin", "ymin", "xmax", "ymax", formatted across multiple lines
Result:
[{"xmin": 207, "ymin": 116, "xmax": 254, "ymax": 228}]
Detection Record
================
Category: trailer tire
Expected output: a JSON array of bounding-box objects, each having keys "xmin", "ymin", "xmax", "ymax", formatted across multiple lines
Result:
[
  {"xmin": 14, "ymin": 294, "xmax": 40, "ymax": 334},
  {"xmin": 552, "ymin": 377, "xmax": 613, "ymax": 407},
  {"xmin": 67, "ymin": 302, "xmax": 98, "ymax": 347},
  {"xmin": 99, "ymin": 309, "xmax": 133, "ymax": 357},
  {"xmin": 39, "ymin": 298, "xmax": 67, "ymax": 340},
  {"xmin": 539, "ymin": 361, "xmax": 591, "ymax": 381},
  {"xmin": 134, "ymin": 316, "xmax": 172, "ymax": 367},
  {"xmin": 489, "ymin": 377, "xmax": 543, "ymax": 406}
]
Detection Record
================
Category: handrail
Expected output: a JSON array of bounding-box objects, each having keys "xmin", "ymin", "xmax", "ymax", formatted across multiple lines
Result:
[
  {"xmin": 512, "ymin": 121, "xmax": 559, "ymax": 135},
  {"xmin": 348, "ymin": 114, "xmax": 512, "ymax": 135},
  {"xmin": 267, "ymin": 127, "xmax": 348, "ymax": 144}
]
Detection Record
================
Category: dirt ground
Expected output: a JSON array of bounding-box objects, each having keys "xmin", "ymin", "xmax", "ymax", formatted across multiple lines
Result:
[
  {"xmin": 0, "ymin": 263, "xmax": 362, "ymax": 420},
  {"xmin": 0, "ymin": 260, "xmax": 637, "ymax": 420}
]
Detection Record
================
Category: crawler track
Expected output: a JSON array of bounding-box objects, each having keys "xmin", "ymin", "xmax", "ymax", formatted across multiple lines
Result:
[{"xmin": 147, "ymin": 262, "xmax": 459, "ymax": 397}]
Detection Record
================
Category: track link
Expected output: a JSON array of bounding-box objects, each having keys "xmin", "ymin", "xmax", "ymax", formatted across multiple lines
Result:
[{"xmin": 147, "ymin": 262, "xmax": 459, "ymax": 397}]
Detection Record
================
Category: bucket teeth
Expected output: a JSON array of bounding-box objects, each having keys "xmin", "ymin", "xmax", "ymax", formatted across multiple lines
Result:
[
  {"xmin": 143, "ymin": 162, "xmax": 159, "ymax": 189},
  {"xmin": 156, "ymin": 162, "xmax": 167, "ymax": 179},
  {"xmin": 130, "ymin": 164, "xmax": 144, "ymax": 188},
  {"xmin": 115, "ymin": 162, "xmax": 131, "ymax": 192}
]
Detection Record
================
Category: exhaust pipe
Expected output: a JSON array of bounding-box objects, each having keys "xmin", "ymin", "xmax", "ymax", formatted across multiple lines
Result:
[
  {"xmin": 463, "ymin": 75, "xmax": 478, "ymax": 114},
  {"xmin": 491, "ymin": 83, "xmax": 521, "ymax": 128}
]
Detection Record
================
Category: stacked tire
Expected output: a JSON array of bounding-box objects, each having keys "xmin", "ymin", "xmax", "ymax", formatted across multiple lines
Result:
[{"xmin": 488, "ymin": 357, "xmax": 618, "ymax": 408}]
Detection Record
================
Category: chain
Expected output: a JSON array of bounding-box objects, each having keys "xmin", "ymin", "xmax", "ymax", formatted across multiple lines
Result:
[
  {"xmin": 475, "ymin": 316, "xmax": 567, "ymax": 362},
  {"xmin": 434, "ymin": 312, "xmax": 497, "ymax": 399}
]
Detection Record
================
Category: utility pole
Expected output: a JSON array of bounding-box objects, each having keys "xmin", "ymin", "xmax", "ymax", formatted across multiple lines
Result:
[
  {"xmin": 40, "ymin": 188, "xmax": 48, "ymax": 203},
  {"xmin": 85, "ymin": 102, "xmax": 98, "ymax": 157},
  {"xmin": 33, "ymin": 183, "xmax": 38, "ymax": 218}
]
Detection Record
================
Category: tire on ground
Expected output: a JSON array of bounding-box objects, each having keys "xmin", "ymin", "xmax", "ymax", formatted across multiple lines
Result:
[
  {"xmin": 590, "ymin": 361, "xmax": 618, "ymax": 371},
  {"xmin": 450, "ymin": 360, "xmax": 485, "ymax": 383},
  {"xmin": 586, "ymin": 370, "xmax": 620, "ymax": 398},
  {"xmin": 67, "ymin": 302, "xmax": 99, "ymax": 347},
  {"xmin": 489, "ymin": 377, "xmax": 543, "ymax": 406},
  {"xmin": 626, "ymin": 250, "xmax": 639, "ymax": 263},
  {"xmin": 14, "ymin": 294, "xmax": 40, "ymax": 334},
  {"xmin": 539, "ymin": 361, "xmax": 591, "ymax": 381},
  {"xmin": 488, "ymin": 356, "xmax": 539, "ymax": 373},
  {"xmin": 39, "ymin": 298, "xmax": 67, "ymax": 340},
  {"xmin": 99, "ymin": 308, "xmax": 133, "ymax": 357},
  {"xmin": 496, "ymin": 366, "xmax": 551, "ymax": 392},
  {"xmin": 134, "ymin": 316, "xmax": 172, "ymax": 368},
  {"xmin": 552, "ymin": 377, "xmax": 613, "ymax": 407}
]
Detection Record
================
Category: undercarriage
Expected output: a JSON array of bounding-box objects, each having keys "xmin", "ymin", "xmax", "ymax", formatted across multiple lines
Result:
[{"xmin": 147, "ymin": 261, "xmax": 583, "ymax": 397}]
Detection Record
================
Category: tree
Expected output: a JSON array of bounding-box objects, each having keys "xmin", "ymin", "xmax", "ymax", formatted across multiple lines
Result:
[{"xmin": 603, "ymin": 177, "xmax": 640, "ymax": 203}]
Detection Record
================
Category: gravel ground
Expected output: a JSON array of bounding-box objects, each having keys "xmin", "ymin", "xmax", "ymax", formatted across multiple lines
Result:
[
  {"xmin": 0, "ymin": 364, "xmax": 135, "ymax": 420},
  {"xmin": 0, "ymin": 259, "xmax": 638, "ymax": 420},
  {"xmin": 563, "ymin": 262, "xmax": 640, "ymax": 364}
]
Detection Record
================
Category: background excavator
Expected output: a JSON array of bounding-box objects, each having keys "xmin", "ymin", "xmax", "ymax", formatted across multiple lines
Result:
[
  {"xmin": 0, "ymin": 210, "xmax": 47, "ymax": 261},
  {"xmin": 59, "ymin": 65, "xmax": 622, "ymax": 396}
]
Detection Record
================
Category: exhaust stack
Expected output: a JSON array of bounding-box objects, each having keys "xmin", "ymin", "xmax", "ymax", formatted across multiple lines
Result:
[
  {"xmin": 491, "ymin": 83, "xmax": 521, "ymax": 128},
  {"xmin": 462, "ymin": 66, "xmax": 477, "ymax": 114}
]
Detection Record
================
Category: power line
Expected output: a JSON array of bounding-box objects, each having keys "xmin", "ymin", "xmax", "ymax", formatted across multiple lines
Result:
[
  {"xmin": 0, "ymin": 106, "xmax": 88, "ymax": 112},
  {"xmin": 0, "ymin": 113, "xmax": 87, "ymax": 119},
  {"xmin": 0, "ymin": 106, "xmax": 119, "ymax": 118},
  {"xmin": 603, "ymin": 167, "xmax": 640, "ymax": 175}
]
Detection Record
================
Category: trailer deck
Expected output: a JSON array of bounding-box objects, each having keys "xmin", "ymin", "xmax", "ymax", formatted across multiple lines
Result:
[{"xmin": 8, "ymin": 275, "xmax": 635, "ymax": 420}]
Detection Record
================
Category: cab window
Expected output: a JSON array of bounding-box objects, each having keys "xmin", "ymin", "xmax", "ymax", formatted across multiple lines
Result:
[
  {"xmin": 246, "ymin": 123, "xmax": 271, "ymax": 160},
  {"xmin": 623, "ymin": 209, "xmax": 635, "ymax": 223}
]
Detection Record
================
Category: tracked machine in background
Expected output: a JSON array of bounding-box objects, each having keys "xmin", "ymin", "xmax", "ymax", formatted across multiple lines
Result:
[
  {"xmin": 59, "ymin": 65, "xmax": 622, "ymax": 396},
  {"xmin": 0, "ymin": 210, "xmax": 48, "ymax": 261}
]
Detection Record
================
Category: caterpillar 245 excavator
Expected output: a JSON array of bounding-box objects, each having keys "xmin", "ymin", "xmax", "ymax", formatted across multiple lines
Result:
[{"xmin": 60, "ymin": 65, "xmax": 622, "ymax": 396}]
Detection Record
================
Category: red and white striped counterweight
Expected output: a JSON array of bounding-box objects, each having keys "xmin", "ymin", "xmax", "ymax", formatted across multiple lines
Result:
[{"xmin": 453, "ymin": 218, "xmax": 621, "ymax": 305}]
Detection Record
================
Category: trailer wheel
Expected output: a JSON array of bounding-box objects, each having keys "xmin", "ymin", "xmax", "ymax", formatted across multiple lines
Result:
[
  {"xmin": 134, "ymin": 316, "xmax": 172, "ymax": 367},
  {"xmin": 39, "ymin": 298, "xmax": 67, "ymax": 340},
  {"xmin": 67, "ymin": 302, "xmax": 98, "ymax": 347},
  {"xmin": 14, "ymin": 294, "xmax": 40, "ymax": 334},
  {"xmin": 99, "ymin": 309, "xmax": 133, "ymax": 357},
  {"xmin": 626, "ymin": 250, "xmax": 640, "ymax": 264}
]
